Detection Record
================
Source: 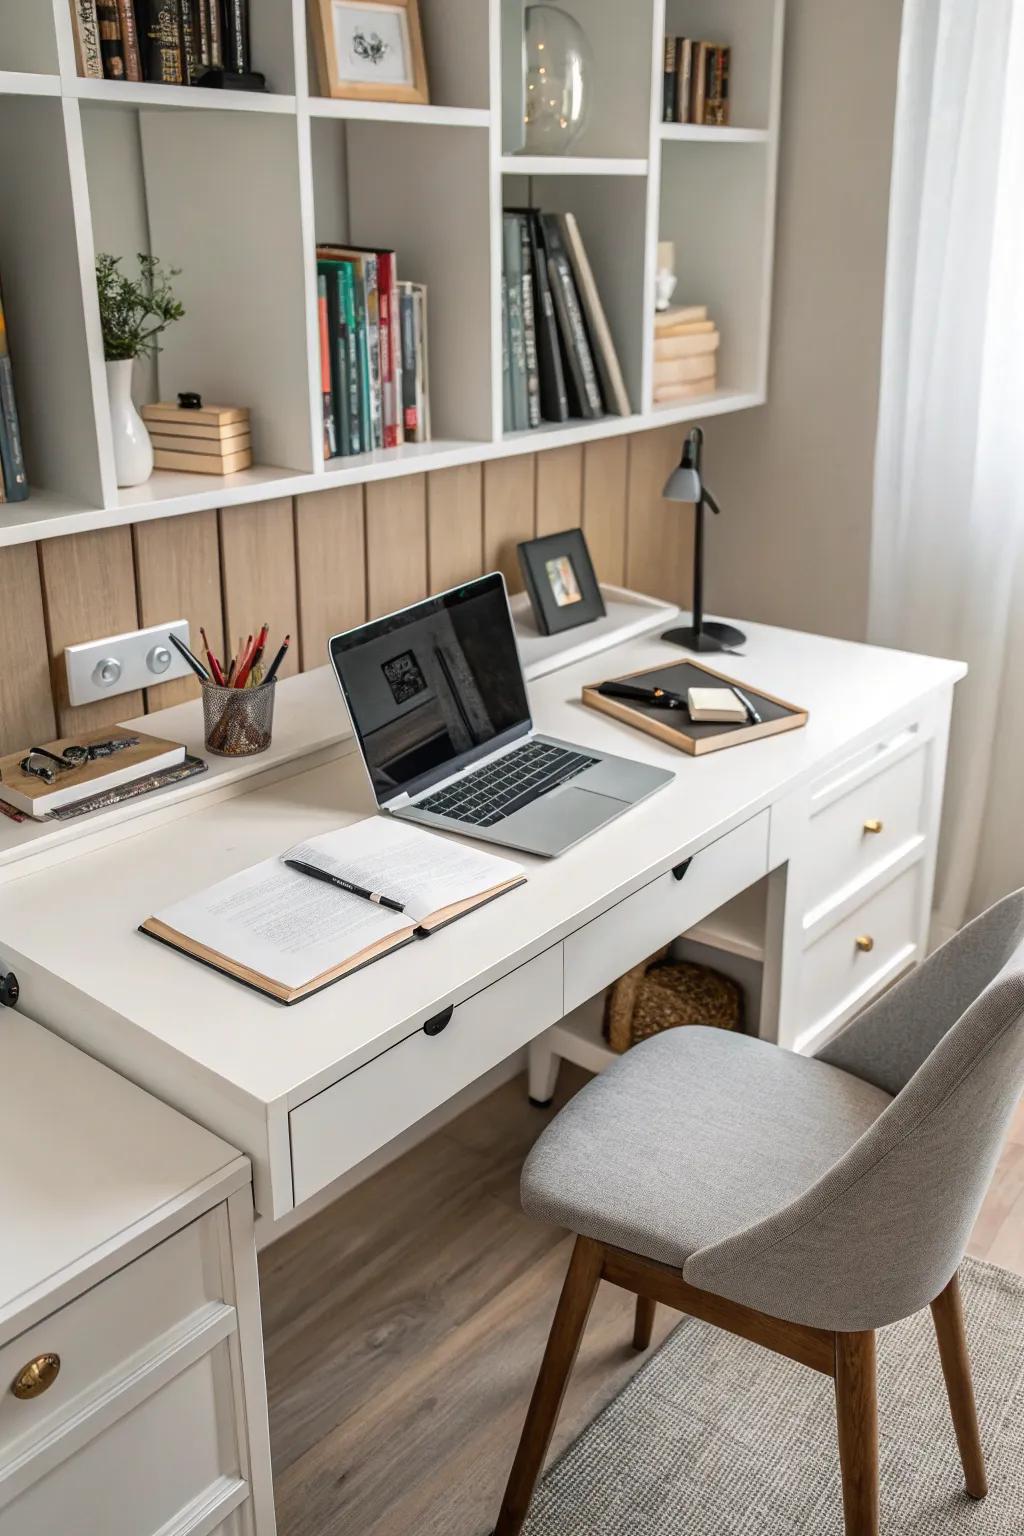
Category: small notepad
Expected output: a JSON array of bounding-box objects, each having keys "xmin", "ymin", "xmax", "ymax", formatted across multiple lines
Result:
[{"xmin": 687, "ymin": 687, "xmax": 747, "ymax": 723}]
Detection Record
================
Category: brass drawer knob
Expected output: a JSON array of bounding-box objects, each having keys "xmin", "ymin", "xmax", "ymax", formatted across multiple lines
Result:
[
  {"xmin": 863, "ymin": 819, "xmax": 884, "ymax": 834},
  {"xmin": 11, "ymin": 1353, "xmax": 61, "ymax": 1400},
  {"xmin": 855, "ymin": 934, "xmax": 875, "ymax": 954}
]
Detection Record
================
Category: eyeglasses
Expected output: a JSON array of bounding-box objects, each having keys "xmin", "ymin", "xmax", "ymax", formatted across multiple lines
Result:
[{"xmin": 16, "ymin": 736, "xmax": 141, "ymax": 785}]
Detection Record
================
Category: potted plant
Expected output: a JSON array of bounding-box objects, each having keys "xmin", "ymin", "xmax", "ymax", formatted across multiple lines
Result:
[{"xmin": 95, "ymin": 253, "xmax": 184, "ymax": 487}]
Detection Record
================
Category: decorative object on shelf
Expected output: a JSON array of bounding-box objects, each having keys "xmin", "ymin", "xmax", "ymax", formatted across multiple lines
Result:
[
  {"xmin": 0, "ymin": 280, "xmax": 29, "ymax": 504},
  {"xmin": 309, "ymin": 0, "xmax": 429, "ymax": 104},
  {"xmin": 663, "ymin": 36, "xmax": 731, "ymax": 125},
  {"xmin": 523, "ymin": 4, "xmax": 592, "ymax": 153},
  {"xmin": 660, "ymin": 427, "xmax": 745, "ymax": 652},
  {"xmin": 653, "ymin": 302, "xmax": 719, "ymax": 403},
  {"xmin": 142, "ymin": 397, "xmax": 253, "ymax": 475},
  {"xmin": 95, "ymin": 252, "xmax": 184, "ymax": 487},
  {"xmin": 604, "ymin": 947, "xmax": 743, "ymax": 1052},
  {"xmin": 654, "ymin": 240, "xmax": 677, "ymax": 312},
  {"xmin": 517, "ymin": 527, "xmax": 605, "ymax": 636}
]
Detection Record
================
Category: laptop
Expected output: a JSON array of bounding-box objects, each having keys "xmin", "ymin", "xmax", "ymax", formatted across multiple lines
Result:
[{"xmin": 328, "ymin": 572, "xmax": 673, "ymax": 857}]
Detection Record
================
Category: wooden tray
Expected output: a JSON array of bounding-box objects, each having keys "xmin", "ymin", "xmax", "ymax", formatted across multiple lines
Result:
[{"xmin": 582, "ymin": 658, "xmax": 807, "ymax": 756}]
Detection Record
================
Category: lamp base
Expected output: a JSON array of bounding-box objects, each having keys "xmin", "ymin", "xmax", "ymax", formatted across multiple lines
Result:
[{"xmin": 661, "ymin": 621, "xmax": 747, "ymax": 653}]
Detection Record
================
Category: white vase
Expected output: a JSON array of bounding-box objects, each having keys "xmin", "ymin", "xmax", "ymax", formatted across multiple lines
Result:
[{"xmin": 106, "ymin": 358, "xmax": 153, "ymax": 488}]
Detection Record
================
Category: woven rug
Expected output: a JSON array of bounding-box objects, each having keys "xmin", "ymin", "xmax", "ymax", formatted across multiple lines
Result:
[{"xmin": 522, "ymin": 1257, "xmax": 1024, "ymax": 1534}]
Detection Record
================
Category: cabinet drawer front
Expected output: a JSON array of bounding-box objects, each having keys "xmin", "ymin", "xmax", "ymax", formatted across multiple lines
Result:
[
  {"xmin": 0, "ymin": 1211, "xmax": 227, "ymax": 1469},
  {"xmin": 0, "ymin": 1344, "xmax": 246, "ymax": 1536},
  {"xmin": 805, "ymin": 744, "xmax": 928, "ymax": 917},
  {"xmin": 562, "ymin": 812, "xmax": 769, "ymax": 1015},
  {"xmin": 291, "ymin": 943, "xmax": 564, "ymax": 1204},
  {"xmin": 795, "ymin": 863, "xmax": 922, "ymax": 1054}
]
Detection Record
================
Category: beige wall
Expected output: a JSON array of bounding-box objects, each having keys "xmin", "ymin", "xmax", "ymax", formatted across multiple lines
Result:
[{"xmin": 702, "ymin": 0, "xmax": 903, "ymax": 642}]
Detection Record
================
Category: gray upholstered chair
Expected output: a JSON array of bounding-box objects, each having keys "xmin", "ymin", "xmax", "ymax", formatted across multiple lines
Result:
[{"xmin": 495, "ymin": 889, "xmax": 1024, "ymax": 1536}]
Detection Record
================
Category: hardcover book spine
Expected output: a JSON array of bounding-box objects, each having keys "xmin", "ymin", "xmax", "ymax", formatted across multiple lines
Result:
[
  {"xmin": 662, "ymin": 36, "xmax": 676, "ymax": 123},
  {"xmin": 399, "ymin": 286, "xmax": 418, "ymax": 438},
  {"xmin": 503, "ymin": 215, "xmax": 528, "ymax": 431},
  {"xmin": 528, "ymin": 213, "xmax": 568, "ymax": 423},
  {"xmin": 223, "ymin": 0, "xmax": 249, "ymax": 72},
  {"xmin": 377, "ymin": 252, "xmax": 403, "ymax": 449},
  {"xmin": 180, "ymin": 0, "xmax": 199, "ymax": 83},
  {"xmin": 195, "ymin": 0, "xmax": 211, "ymax": 68},
  {"xmin": 501, "ymin": 281, "xmax": 512, "ymax": 432},
  {"xmin": 0, "ymin": 292, "xmax": 29, "ymax": 503},
  {"xmin": 388, "ymin": 253, "xmax": 404, "ymax": 446},
  {"xmin": 116, "ymin": 0, "xmax": 143, "ymax": 78},
  {"xmin": 70, "ymin": 0, "xmax": 104, "ymax": 78},
  {"xmin": 412, "ymin": 285, "xmax": 429, "ymax": 442},
  {"xmin": 676, "ymin": 38, "xmax": 692, "ymax": 123},
  {"xmin": 518, "ymin": 215, "xmax": 541, "ymax": 429},
  {"xmin": 339, "ymin": 263, "xmax": 362, "ymax": 455},
  {"xmin": 96, "ymin": 0, "xmax": 126, "ymax": 78},
  {"xmin": 317, "ymin": 274, "xmax": 337, "ymax": 459},
  {"xmin": 351, "ymin": 261, "xmax": 373, "ymax": 456},
  {"xmin": 141, "ymin": 0, "xmax": 184, "ymax": 83},
  {"xmin": 693, "ymin": 40, "xmax": 709, "ymax": 125},
  {"xmin": 362, "ymin": 253, "xmax": 382, "ymax": 451},
  {"xmin": 207, "ymin": 0, "xmax": 223, "ymax": 67},
  {"xmin": 540, "ymin": 213, "xmax": 602, "ymax": 417}
]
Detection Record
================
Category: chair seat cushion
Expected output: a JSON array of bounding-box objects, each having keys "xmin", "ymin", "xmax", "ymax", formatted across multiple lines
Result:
[{"xmin": 521, "ymin": 1027, "xmax": 892, "ymax": 1270}]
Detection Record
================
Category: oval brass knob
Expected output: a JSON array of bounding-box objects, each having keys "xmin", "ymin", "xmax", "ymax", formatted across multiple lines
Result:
[
  {"xmin": 863, "ymin": 819, "xmax": 884, "ymax": 834},
  {"xmin": 11, "ymin": 1353, "xmax": 60, "ymax": 1400},
  {"xmin": 855, "ymin": 934, "xmax": 875, "ymax": 954}
]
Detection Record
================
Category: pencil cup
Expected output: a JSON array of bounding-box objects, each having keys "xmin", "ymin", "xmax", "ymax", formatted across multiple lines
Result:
[{"xmin": 202, "ymin": 680, "xmax": 276, "ymax": 757}]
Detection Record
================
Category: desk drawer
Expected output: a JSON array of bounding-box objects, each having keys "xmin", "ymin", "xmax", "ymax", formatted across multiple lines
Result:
[
  {"xmin": 796, "ymin": 862, "xmax": 922, "ymax": 1053},
  {"xmin": 290, "ymin": 943, "xmax": 563, "ymax": 1204},
  {"xmin": 804, "ymin": 743, "xmax": 928, "ymax": 917},
  {"xmin": 0, "ymin": 1210, "xmax": 226, "ymax": 1469},
  {"xmin": 0, "ymin": 1344, "xmax": 246, "ymax": 1536},
  {"xmin": 562, "ymin": 812, "xmax": 769, "ymax": 1015}
]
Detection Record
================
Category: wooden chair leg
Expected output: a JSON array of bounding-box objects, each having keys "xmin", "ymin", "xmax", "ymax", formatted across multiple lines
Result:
[
  {"xmin": 835, "ymin": 1330, "xmax": 879, "ymax": 1536},
  {"xmin": 633, "ymin": 1294, "xmax": 656, "ymax": 1351},
  {"xmin": 931, "ymin": 1271, "xmax": 988, "ymax": 1500},
  {"xmin": 495, "ymin": 1236, "xmax": 604, "ymax": 1536}
]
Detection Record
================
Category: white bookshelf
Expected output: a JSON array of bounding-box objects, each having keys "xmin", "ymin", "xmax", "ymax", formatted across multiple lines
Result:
[{"xmin": 0, "ymin": 0, "xmax": 783, "ymax": 548}]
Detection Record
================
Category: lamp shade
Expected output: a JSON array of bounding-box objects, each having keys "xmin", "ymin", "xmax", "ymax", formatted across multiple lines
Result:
[{"xmin": 662, "ymin": 462, "xmax": 701, "ymax": 504}]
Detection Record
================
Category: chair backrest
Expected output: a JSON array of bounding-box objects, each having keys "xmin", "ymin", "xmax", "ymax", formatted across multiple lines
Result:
[{"xmin": 684, "ymin": 889, "xmax": 1024, "ymax": 1331}]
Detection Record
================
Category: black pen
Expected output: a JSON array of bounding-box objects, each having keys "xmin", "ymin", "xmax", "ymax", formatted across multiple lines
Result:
[
  {"xmin": 167, "ymin": 630, "xmax": 210, "ymax": 684},
  {"xmin": 730, "ymin": 685, "xmax": 763, "ymax": 725},
  {"xmin": 284, "ymin": 858, "xmax": 406, "ymax": 913}
]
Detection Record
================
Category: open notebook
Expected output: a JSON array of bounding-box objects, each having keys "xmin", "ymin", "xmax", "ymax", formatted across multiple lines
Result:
[{"xmin": 140, "ymin": 819, "xmax": 526, "ymax": 1004}]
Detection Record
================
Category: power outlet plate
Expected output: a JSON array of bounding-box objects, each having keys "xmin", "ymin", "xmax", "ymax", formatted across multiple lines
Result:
[{"xmin": 65, "ymin": 620, "xmax": 194, "ymax": 706}]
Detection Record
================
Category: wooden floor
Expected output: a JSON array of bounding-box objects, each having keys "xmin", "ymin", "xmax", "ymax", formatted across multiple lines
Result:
[{"xmin": 259, "ymin": 1068, "xmax": 1024, "ymax": 1536}]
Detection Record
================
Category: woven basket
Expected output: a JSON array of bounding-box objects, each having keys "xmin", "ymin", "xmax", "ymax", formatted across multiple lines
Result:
[{"xmin": 603, "ymin": 947, "xmax": 743, "ymax": 1053}]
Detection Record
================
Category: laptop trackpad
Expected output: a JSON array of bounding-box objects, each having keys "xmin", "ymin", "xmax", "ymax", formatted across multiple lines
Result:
[{"xmin": 510, "ymin": 785, "xmax": 626, "ymax": 846}]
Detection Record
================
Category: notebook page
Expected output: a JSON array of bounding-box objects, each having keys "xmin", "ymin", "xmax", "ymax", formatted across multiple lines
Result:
[
  {"xmin": 152, "ymin": 856, "xmax": 410, "ymax": 990},
  {"xmin": 285, "ymin": 817, "xmax": 524, "ymax": 925}
]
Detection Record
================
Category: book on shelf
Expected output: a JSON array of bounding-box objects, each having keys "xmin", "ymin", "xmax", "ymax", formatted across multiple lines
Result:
[
  {"xmin": 315, "ymin": 246, "xmax": 429, "ymax": 460},
  {"xmin": 655, "ymin": 304, "xmax": 708, "ymax": 331},
  {"xmin": 662, "ymin": 37, "xmax": 731, "ymax": 125},
  {"xmin": 539, "ymin": 212, "xmax": 603, "ymax": 420},
  {"xmin": 0, "ymin": 726, "xmax": 185, "ymax": 818},
  {"xmin": 653, "ymin": 353, "xmax": 717, "ymax": 385},
  {"xmin": 652, "ymin": 302, "xmax": 719, "ymax": 402},
  {"xmin": 654, "ymin": 329, "xmax": 720, "ymax": 360},
  {"xmin": 95, "ymin": 0, "xmax": 126, "ymax": 79},
  {"xmin": 73, "ymin": 2, "xmax": 253, "ymax": 87},
  {"xmin": 560, "ymin": 211, "xmax": 631, "ymax": 416},
  {"xmin": 0, "ymin": 282, "xmax": 29, "ymax": 505},
  {"xmin": 503, "ymin": 213, "xmax": 529, "ymax": 431},
  {"xmin": 138, "ymin": 0, "xmax": 185, "ymax": 84},
  {"xmin": 69, "ymin": 0, "xmax": 103, "ymax": 78},
  {"xmin": 518, "ymin": 216, "xmax": 542, "ymax": 429},
  {"xmin": 523, "ymin": 212, "xmax": 568, "ymax": 422},
  {"xmin": 117, "ymin": 0, "xmax": 143, "ymax": 79},
  {"xmin": 141, "ymin": 818, "xmax": 526, "ymax": 1005},
  {"xmin": 653, "ymin": 378, "xmax": 718, "ymax": 404}
]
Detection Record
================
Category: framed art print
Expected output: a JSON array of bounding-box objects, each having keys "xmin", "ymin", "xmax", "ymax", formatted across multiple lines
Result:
[
  {"xmin": 517, "ymin": 527, "xmax": 606, "ymax": 636},
  {"xmin": 309, "ymin": 0, "xmax": 430, "ymax": 103}
]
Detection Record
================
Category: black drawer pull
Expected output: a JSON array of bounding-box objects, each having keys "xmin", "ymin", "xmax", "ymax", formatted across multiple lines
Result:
[
  {"xmin": 423, "ymin": 1005, "xmax": 454, "ymax": 1037},
  {"xmin": 671, "ymin": 858, "xmax": 693, "ymax": 882},
  {"xmin": 0, "ymin": 972, "xmax": 19, "ymax": 1009}
]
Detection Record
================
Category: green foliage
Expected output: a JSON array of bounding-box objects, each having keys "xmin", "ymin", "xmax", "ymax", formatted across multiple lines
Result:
[{"xmin": 95, "ymin": 252, "xmax": 185, "ymax": 362}]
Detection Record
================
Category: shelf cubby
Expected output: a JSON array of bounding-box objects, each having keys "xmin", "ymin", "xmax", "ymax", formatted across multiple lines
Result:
[
  {"xmin": 305, "ymin": 0, "xmax": 490, "ymax": 111},
  {"xmin": 663, "ymin": 0, "xmax": 783, "ymax": 135},
  {"xmin": 0, "ymin": 0, "xmax": 59, "ymax": 76}
]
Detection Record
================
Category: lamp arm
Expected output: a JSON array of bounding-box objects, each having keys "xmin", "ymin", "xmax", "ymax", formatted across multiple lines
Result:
[{"xmin": 702, "ymin": 486, "xmax": 722, "ymax": 516}]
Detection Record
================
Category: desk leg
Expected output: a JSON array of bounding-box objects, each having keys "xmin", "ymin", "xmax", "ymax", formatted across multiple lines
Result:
[{"xmin": 528, "ymin": 1031, "xmax": 561, "ymax": 1107}]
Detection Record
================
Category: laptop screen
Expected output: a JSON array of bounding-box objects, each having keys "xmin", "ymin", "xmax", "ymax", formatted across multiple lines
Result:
[{"xmin": 329, "ymin": 573, "xmax": 532, "ymax": 805}]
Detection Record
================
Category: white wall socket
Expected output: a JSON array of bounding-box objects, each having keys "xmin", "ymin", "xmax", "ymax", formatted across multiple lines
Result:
[{"xmin": 65, "ymin": 620, "xmax": 194, "ymax": 706}]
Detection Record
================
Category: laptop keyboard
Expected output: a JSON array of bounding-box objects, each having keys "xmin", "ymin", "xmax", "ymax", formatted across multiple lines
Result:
[{"xmin": 417, "ymin": 741, "xmax": 598, "ymax": 827}]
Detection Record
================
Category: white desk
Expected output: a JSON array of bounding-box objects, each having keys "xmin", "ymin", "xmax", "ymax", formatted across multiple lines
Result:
[{"xmin": 0, "ymin": 617, "xmax": 963, "ymax": 1227}]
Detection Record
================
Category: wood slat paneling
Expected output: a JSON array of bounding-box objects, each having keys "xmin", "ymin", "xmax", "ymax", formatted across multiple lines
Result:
[
  {"xmin": 219, "ymin": 498, "xmax": 299, "ymax": 678},
  {"xmin": 365, "ymin": 475, "xmax": 428, "ymax": 618},
  {"xmin": 39, "ymin": 526, "xmax": 144, "ymax": 734},
  {"xmin": 134, "ymin": 511, "xmax": 224, "ymax": 710},
  {"xmin": 427, "ymin": 464, "xmax": 483, "ymax": 592},
  {"xmin": 484, "ymin": 455, "xmax": 535, "ymax": 593},
  {"xmin": 0, "ymin": 543, "xmax": 56, "ymax": 753},
  {"xmin": 582, "ymin": 437, "xmax": 629, "ymax": 586},
  {"xmin": 625, "ymin": 426, "xmax": 690, "ymax": 605},
  {"xmin": 295, "ymin": 486, "xmax": 366, "ymax": 666},
  {"xmin": 535, "ymin": 444, "xmax": 583, "ymax": 536}
]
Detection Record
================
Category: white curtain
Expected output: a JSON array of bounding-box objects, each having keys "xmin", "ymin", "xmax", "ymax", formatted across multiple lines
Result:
[{"xmin": 869, "ymin": 0, "xmax": 1024, "ymax": 941}]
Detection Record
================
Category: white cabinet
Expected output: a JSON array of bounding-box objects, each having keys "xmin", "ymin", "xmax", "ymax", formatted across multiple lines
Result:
[{"xmin": 0, "ymin": 1012, "xmax": 274, "ymax": 1536}]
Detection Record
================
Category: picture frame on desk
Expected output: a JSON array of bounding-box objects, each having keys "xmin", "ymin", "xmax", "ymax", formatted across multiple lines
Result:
[
  {"xmin": 308, "ymin": 0, "xmax": 430, "ymax": 103},
  {"xmin": 517, "ymin": 528, "xmax": 606, "ymax": 636}
]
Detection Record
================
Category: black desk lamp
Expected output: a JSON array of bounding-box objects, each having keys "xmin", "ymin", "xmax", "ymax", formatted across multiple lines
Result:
[{"xmin": 660, "ymin": 426, "xmax": 746, "ymax": 653}]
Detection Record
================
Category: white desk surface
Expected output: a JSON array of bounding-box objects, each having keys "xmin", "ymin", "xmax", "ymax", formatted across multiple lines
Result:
[{"xmin": 0, "ymin": 620, "xmax": 963, "ymax": 1141}]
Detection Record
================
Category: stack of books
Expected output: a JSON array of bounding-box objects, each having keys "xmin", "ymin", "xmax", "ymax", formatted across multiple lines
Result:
[
  {"xmin": 502, "ymin": 208, "xmax": 630, "ymax": 432},
  {"xmin": 653, "ymin": 305, "xmax": 720, "ymax": 405},
  {"xmin": 662, "ymin": 38, "xmax": 731, "ymax": 126},
  {"xmin": 142, "ymin": 401, "xmax": 252, "ymax": 474},
  {"xmin": 69, "ymin": 1, "xmax": 256, "ymax": 86},
  {"xmin": 317, "ymin": 246, "xmax": 430, "ymax": 459},
  {"xmin": 0, "ymin": 282, "xmax": 28, "ymax": 505}
]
